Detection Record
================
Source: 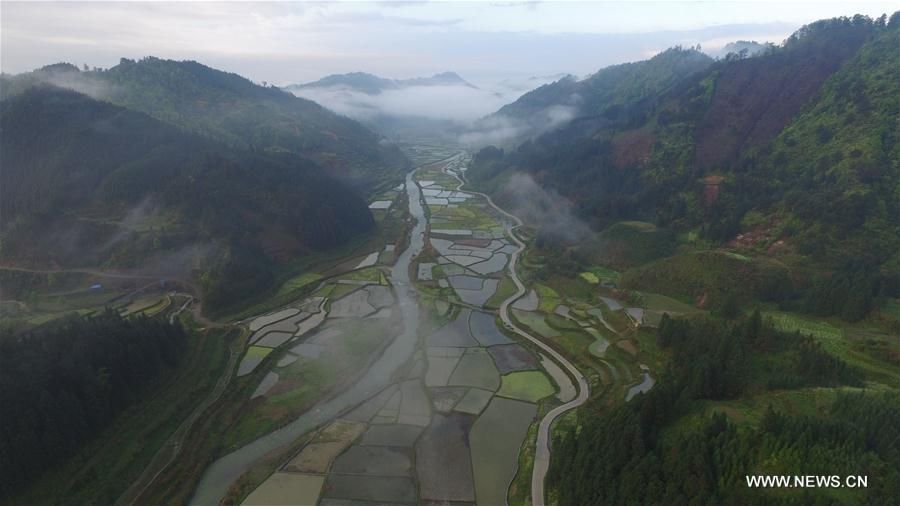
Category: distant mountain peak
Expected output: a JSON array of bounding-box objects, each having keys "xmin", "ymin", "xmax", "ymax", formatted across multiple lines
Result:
[
  {"xmin": 292, "ymin": 71, "xmax": 476, "ymax": 94},
  {"xmin": 38, "ymin": 62, "xmax": 80, "ymax": 73}
]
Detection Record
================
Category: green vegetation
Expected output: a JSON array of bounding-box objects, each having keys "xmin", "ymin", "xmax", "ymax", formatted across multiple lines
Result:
[
  {"xmin": 619, "ymin": 250, "xmax": 792, "ymax": 310},
  {"xmin": 479, "ymin": 47, "xmax": 712, "ymax": 147},
  {"xmin": 547, "ymin": 313, "xmax": 899, "ymax": 505},
  {"xmin": 575, "ymin": 221, "xmax": 677, "ymax": 270},
  {"xmin": 640, "ymin": 292, "xmax": 701, "ymax": 313},
  {"xmin": 8, "ymin": 325, "xmax": 233, "ymax": 505},
  {"xmin": 484, "ymin": 276, "xmax": 517, "ymax": 309},
  {"xmin": 0, "ymin": 86, "xmax": 377, "ymax": 317},
  {"xmin": 470, "ymin": 16, "xmax": 900, "ymax": 325},
  {"xmin": 224, "ymin": 317, "xmax": 397, "ymax": 449},
  {"xmin": 497, "ymin": 371, "xmax": 555, "ymax": 402},
  {"xmin": 765, "ymin": 311, "xmax": 844, "ymax": 340},
  {"xmin": 275, "ymin": 273, "xmax": 322, "ymax": 297},
  {"xmin": 578, "ymin": 272, "xmax": 599, "ymax": 284},
  {"xmin": 0, "ymin": 58, "xmax": 409, "ymax": 190},
  {"xmin": 0, "ymin": 310, "xmax": 187, "ymax": 497},
  {"xmin": 534, "ymin": 284, "xmax": 561, "ymax": 313}
]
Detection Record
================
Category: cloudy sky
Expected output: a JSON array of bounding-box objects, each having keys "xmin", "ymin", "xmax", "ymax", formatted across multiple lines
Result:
[{"xmin": 2, "ymin": 1, "xmax": 896, "ymax": 86}]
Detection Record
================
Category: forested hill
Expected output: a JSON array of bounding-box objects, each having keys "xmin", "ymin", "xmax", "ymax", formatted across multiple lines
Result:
[
  {"xmin": 0, "ymin": 85, "xmax": 375, "ymax": 312},
  {"xmin": 470, "ymin": 14, "xmax": 899, "ymax": 268},
  {"xmin": 474, "ymin": 47, "xmax": 713, "ymax": 144},
  {"xmin": 292, "ymin": 71, "xmax": 476, "ymax": 94},
  {"xmin": 0, "ymin": 57, "xmax": 410, "ymax": 191},
  {"xmin": 0, "ymin": 310, "xmax": 187, "ymax": 497}
]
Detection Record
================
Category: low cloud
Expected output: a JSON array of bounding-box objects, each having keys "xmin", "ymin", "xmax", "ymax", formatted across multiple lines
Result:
[
  {"xmin": 291, "ymin": 83, "xmax": 512, "ymax": 123},
  {"xmin": 14, "ymin": 65, "xmax": 120, "ymax": 101},
  {"xmin": 290, "ymin": 73, "xmax": 568, "ymax": 147},
  {"xmin": 498, "ymin": 173, "xmax": 589, "ymax": 243},
  {"xmin": 459, "ymin": 102, "xmax": 577, "ymax": 148}
]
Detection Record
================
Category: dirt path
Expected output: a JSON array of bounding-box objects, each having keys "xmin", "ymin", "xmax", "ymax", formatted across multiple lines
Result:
[{"xmin": 447, "ymin": 160, "xmax": 590, "ymax": 506}]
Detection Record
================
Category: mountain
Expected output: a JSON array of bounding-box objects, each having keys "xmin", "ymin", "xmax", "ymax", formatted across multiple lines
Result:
[
  {"xmin": 470, "ymin": 15, "xmax": 899, "ymax": 267},
  {"xmin": 291, "ymin": 71, "xmax": 477, "ymax": 95},
  {"xmin": 0, "ymin": 57, "xmax": 410, "ymax": 192},
  {"xmin": 0, "ymin": 85, "xmax": 375, "ymax": 313},
  {"xmin": 709, "ymin": 39, "xmax": 774, "ymax": 59},
  {"xmin": 470, "ymin": 47, "xmax": 713, "ymax": 146}
]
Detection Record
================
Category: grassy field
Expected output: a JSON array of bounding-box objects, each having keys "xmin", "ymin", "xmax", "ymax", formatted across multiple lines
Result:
[{"xmin": 498, "ymin": 371, "xmax": 555, "ymax": 402}]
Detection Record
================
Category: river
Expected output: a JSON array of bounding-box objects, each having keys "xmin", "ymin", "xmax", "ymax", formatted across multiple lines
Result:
[{"xmin": 189, "ymin": 170, "xmax": 427, "ymax": 505}]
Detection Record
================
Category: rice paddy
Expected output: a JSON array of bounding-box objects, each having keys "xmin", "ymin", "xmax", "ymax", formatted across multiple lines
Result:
[
  {"xmin": 237, "ymin": 346, "xmax": 273, "ymax": 377},
  {"xmin": 251, "ymin": 372, "xmax": 279, "ymax": 399},
  {"xmin": 253, "ymin": 331, "xmax": 293, "ymax": 348},
  {"xmin": 283, "ymin": 419, "xmax": 366, "ymax": 474},
  {"xmin": 511, "ymin": 309, "xmax": 559, "ymax": 339},
  {"xmin": 416, "ymin": 413, "xmax": 476, "ymax": 502},
  {"xmin": 241, "ymin": 473, "xmax": 324, "ymax": 506},
  {"xmin": 469, "ymin": 311, "xmax": 513, "ymax": 346},
  {"xmin": 248, "ymin": 308, "xmax": 300, "ymax": 331},
  {"xmin": 331, "ymin": 445, "xmax": 413, "ymax": 476},
  {"xmin": 540, "ymin": 354, "xmax": 576, "ymax": 402},
  {"xmin": 321, "ymin": 474, "xmax": 416, "ymax": 503},
  {"xmin": 488, "ymin": 344, "xmax": 539, "ymax": 373},
  {"xmin": 470, "ymin": 397, "xmax": 538, "ymax": 506},
  {"xmin": 447, "ymin": 348, "xmax": 501, "ymax": 391},
  {"xmin": 497, "ymin": 371, "xmax": 555, "ymax": 402},
  {"xmin": 208, "ymin": 155, "xmax": 574, "ymax": 506},
  {"xmin": 359, "ymin": 424, "xmax": 423, "ymax": 447}
]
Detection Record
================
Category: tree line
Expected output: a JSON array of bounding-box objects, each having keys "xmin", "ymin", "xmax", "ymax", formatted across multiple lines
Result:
[
  {"xmin": 0, "ymin": 310, "xmax": 186, "ymax": 497},
  {"xmin": 546, "ymin": 313, "xmax": 899, "ymax": 505}
]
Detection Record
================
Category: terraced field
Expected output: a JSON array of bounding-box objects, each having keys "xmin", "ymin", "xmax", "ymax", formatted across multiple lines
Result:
[{"xmin": 184, "ymin": 153, "xmax": 588, "ymax": 506}]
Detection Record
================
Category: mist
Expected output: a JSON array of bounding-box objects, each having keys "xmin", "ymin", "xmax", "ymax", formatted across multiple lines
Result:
[
  {"xmin": 497, "ymin": 173, "xmax": 590, "ymax": 243},
  {"xmin": 26, "ymin": 66, "xmax": 119, "ymax": 102},
  {"xmin": 459, "ymin": 103, "xmax": 578, "ymax": 148},
  {"xmin": 291, "ymin": 83, "xmax": 511, "ymax": 123}
]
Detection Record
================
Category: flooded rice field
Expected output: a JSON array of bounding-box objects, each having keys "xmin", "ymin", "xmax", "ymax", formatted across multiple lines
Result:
[{"xmin": 191, "ymin": 155, "xmax": 579, "ymax": 506}]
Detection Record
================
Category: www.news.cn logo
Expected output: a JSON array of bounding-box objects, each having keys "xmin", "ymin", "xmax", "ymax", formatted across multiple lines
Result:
[{"xmin": 746, "ymin": 475, "xmax": 868, "ymax": 488}]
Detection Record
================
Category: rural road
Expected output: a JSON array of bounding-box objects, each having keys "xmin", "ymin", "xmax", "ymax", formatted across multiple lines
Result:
[
  {"xmin": 0, "ymin": 265, "xmax": 159, "ymax": 279},
  {"xmin": 448, "ymin": 159, "xmax": 590, "ymax": 506}
]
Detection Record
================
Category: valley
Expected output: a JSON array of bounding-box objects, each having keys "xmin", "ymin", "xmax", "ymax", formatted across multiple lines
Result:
[
  {"xmin": 126, "ymin": 148, "xmax": 616, "ymax": 506},
  {"xmin": 2, "ymin": 8, "xmax": 899, "ymax": 506}
]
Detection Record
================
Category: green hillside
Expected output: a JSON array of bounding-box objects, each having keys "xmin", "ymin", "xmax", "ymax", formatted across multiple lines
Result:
[
  {"xmin": 472, "ymin": 15, "xmax": 899, "ymax": 266},
  {"xmin": 478, "ymin": 47, "xmax": 712, "ymax": 144},
  {"xmin": 1, "ymin": 57, "xmax": 410, "ymax": 192},
  {"xmin": 0, "ymin": 85, "xmax": 375, "ymax": 313}
]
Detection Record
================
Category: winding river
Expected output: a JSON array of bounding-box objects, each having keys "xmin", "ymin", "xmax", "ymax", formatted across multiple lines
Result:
[{"xmin": 189, "ymin": 170, "xmax": 428, "ymax": 505}]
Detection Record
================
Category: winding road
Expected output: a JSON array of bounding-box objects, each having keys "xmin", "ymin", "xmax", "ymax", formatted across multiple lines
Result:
[{"xmin": 447, "ymin": 159, "xmax": 590, "ymax": 506}]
